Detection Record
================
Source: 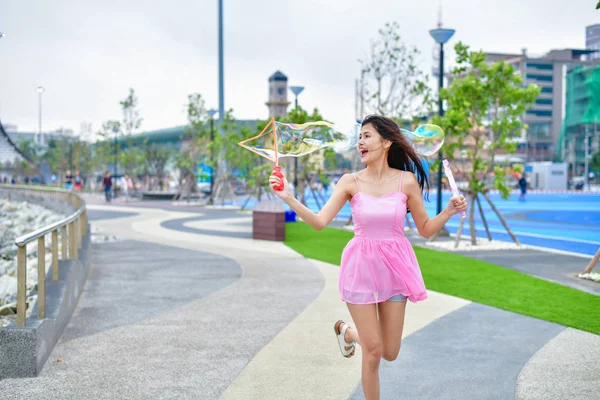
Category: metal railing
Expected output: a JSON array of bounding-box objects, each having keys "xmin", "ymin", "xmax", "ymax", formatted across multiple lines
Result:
[{"xmin": 0, "ymin": 185, "xmax": 87, "ymax": 327}]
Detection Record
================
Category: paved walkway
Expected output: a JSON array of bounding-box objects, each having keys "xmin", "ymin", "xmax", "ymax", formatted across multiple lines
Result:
[{"xmin": 0, "ymin": 199, "xmax": 598, "ymax": 399}]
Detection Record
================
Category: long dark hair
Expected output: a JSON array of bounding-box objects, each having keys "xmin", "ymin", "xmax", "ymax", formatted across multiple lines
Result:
[{"xmin": 361, "ymin": 114, "xmax": 430, "ymax": 197}]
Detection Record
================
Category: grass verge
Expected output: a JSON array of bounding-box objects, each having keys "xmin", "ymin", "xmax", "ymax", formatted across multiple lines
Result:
[{"xmin": 284, "ymin": 222, "xmax": 600, "ymax": 335}]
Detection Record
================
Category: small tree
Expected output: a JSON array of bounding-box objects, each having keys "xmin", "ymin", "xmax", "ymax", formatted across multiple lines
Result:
[
  {"xmin": 120, "ymin": 88, "xmax": 143, "ymax": 136},
  {"xmin": 591, "ymin": 149, "xmax": 600, "ymax": 173},
  {"xmin": 175, "ymin": 93, "xmax": 211, "ymax": 201},
  {"xmin": 144, "ymin": 142, "xmax": 173, "ymax": 191},
  {"xmin": 16, "ymin": 139, "xmax": 42, "ymax": 164},
  {"xmin": 436, "ymin": 42, "xmax": 540, "ymax": 245},
  {"xmin": 360, "ymin": 21, "xmax": 434, "ymax": 120},
  {"xmin": 119, "ymin": 89, "xmax": 143, "ymax": 181}
]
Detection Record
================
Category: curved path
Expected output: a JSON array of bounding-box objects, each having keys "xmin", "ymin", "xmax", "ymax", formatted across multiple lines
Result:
[{"xmin": 0, "ymin": 203, "xmax": 597, "ymax": 399}]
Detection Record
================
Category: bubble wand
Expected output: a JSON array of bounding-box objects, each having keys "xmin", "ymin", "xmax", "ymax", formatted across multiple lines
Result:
[
  {"xmin": 442, "ymin": 159, "xmax": 466, "ymax": 219},
  {"xmin": 270, "ymin": 120, "xmax": 285, "ymax": 191}
]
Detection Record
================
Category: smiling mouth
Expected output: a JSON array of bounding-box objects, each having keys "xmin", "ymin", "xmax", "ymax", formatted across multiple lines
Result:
[{"xmin": 360, "ymin": 150, "xmax": 368, "ymax": 157}]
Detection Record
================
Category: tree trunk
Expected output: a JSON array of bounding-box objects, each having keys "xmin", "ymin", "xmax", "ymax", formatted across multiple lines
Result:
[
  {"xmin": 583, "ymin": 248, "xmax": 600, "ymax": 274},
  {"xmin": 428, "ymin": 228, "xmax": 441, "ymax": 242},
  {"xmin": 481, "ymin": 191, "xmax": 520, "ymax": 245},
  {"xmin": 475, "ymin": 194, "xmax": 492, "ymax": 241},
  {"xmin": 469, "ymin": 192, "xmax": 477, "ymax": 245},
  {"xmin": 454, "ymin": 214, "xmax": 466, "ymax": 249}
]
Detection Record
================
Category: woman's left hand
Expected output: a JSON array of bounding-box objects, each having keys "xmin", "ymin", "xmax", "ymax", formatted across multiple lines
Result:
[{"xmin": 445, "ymin": 195, "xmax": 468, "ymax": 216}]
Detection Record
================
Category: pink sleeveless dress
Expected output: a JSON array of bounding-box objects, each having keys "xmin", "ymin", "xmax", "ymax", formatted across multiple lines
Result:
[{"xmin": 339, "ymin": 171, "xmax": 428, "ymax": 304}]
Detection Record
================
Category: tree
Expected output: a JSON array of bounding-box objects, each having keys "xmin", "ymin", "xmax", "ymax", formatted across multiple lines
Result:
[
  {"xmin": 143, "ymin": 143, "xmax": 173, "ymax": 191},
  {"xmin": 359, "ymin": 22, "xmax": 433, "ymax": 121},
  {"xmin": 211, "ymin": 110, "xmax": 262, "ymax": 205},
  {"xmin": 96, "ymin": 120, "xmax": 122, "ymax": 175},
  {"xmin": 120, "ymin": 88, "xmax": 143, "ymax": 136},
  {"xmin": 174, "ymin": 93, "xmax": 211, "ymax": 201},
  {"xmin": 16, "ymin": 139, "xmax": 42, "ymax": 163},
  {"xmin": 436, "ymin": 42, "xmax": 540, "ymax": 245},
  {"xmin": 591, "ymin": 149, "xmax": 600, "ymax": 173}
]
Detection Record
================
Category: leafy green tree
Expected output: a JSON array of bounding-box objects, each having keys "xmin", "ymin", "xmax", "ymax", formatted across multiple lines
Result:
[
  {"xmin": 175, "ymin": 93, "xmax": 211, "ymax": 200},
  {"xmin": 435, "ymin": 42, "xmax": 539, "ymax": 245},
  {"xmin": 143, "ymin": 143, "xmax": 173, "ymax": 191},
  {"xmin": 16, "ymin": 139, "xmax": 43, "ymax": 163},
  {"xmin": 211, "ymin": 110, "xmax": 265, "ymax": 204},
  {"xmin": 591, "ymin": 149, "xmax": 600, "ymax": 173}
]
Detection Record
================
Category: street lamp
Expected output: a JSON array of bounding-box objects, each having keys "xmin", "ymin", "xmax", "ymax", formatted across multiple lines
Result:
[
  {"xmin": 289, "ymin": 86, "xmax": 305, "ymax": 197},
  {"xmin": 429, "ymin": 25, "xmax": 455, "ymax": 217},
  {"xmin": 208, "ymin": 109, "xmax": 218, "ymax": 203},
  {"xmin": 35, "ymin": 86, "xmax": 44, "ymax": 146}
]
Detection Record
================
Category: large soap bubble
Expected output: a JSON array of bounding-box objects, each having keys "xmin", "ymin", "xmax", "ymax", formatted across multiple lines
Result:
[
  {"xmin": 238, "ymin": 118, "xmax": 444, "ymax": 164},
  {"xmin": 401, "ymin": 124, "xmax": 445, "ymax": 157},
  {"xmin": 237, "ymin": 119, "xmax": 359, "ymax": 164}
]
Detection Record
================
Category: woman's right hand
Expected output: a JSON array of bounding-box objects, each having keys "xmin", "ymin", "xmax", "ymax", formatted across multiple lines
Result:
[{"xmin": 269, "ymin": 169, "xmax": 293, "ymax": 200}]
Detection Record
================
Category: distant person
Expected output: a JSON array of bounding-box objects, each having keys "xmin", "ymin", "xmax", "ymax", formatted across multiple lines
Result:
[
  {"xmin": 519, "ymin": 173, "xmax": 527, "ymax": 201},
  {"xmin": 102, "ymin": 171, "xmax": 113, "ymax": 203},
  {"xmin": 65, "ymin": 170, "xmax": 74, "ymax": 190},
  {"xmin": 74, "ymin": 170, "xmax": 83, "ymax": 192},
  {"xmin": 120, "ymin": 173, "xmax": 133, "ymax": 202}
]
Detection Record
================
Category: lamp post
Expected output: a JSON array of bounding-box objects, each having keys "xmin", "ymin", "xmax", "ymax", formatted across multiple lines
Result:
[
  {"xmin": 36, "ymin": 87, "xmax": 44, "ymax": 146},
  {"xmin": 429, "ymin": 26, "xmax": 455, "ymax": 217},
  {"xmin": 208, "ymin": 109, "xmax": 218, "ymax": 203},
  {"xmin": 289, "ymin": 86, "xmax": 305, "ymax": 197}
]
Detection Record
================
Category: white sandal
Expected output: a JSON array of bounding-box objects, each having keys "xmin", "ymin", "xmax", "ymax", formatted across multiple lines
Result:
[{"xmin": 334, "ymin": 320, "xmax": 356, "ymax": 358}]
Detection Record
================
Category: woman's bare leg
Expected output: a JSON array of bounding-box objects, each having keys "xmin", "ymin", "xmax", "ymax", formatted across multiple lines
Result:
[
  {"xmin": 347, "ymin": 303, "xmax": 382, "ymax": 400},
  {"xmin": 378, "ymin": 300, "xmax": 407, "ymax": 361}
]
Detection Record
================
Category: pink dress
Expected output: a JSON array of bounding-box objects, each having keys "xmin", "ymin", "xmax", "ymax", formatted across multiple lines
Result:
[{"xmin": 339, "ymin": 171, "xmax": 428, "ymax": 304}]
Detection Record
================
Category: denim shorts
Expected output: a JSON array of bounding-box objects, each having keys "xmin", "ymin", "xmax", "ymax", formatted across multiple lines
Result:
[{"xmin": 388, "ymin": 294, "xmax": 407, "ymax": 302}]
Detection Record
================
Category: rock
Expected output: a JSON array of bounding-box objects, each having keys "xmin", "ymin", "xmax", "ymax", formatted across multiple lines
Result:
[{"xmin": 0, "ymin": 303, "xmax": 16, "ymax": 316}]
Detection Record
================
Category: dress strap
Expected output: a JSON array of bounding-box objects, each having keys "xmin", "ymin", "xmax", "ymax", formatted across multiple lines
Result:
[
  {"xmin": 352, "ymin": 173, "xmax": 360, "ymax": 192},
  {"xmin": 399, "ymin": 171, "xmax": 405, "ymax": 192}
]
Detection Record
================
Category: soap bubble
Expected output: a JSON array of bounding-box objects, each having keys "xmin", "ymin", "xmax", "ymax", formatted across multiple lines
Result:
[
  {"xmin": 237, "ymin": 119, "xmax": 360, "ymax": 163},
  {"xmin": 400, "ymin": 124, "xmax": 445, "ymax": 157},
  {"xmin": 238, "ymin": 119, "xmax": 444, "ymax": 163}
]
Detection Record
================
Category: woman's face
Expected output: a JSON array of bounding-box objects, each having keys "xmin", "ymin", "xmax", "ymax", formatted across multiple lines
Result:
[{"xmin": 357, "ymin": 123, "xmax": 388, "ymax": 164}]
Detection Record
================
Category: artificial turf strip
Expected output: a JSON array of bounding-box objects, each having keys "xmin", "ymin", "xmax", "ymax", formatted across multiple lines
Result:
[{"xmin": 284, "ymin": 222, "xmax": 600, "ymax": 335}]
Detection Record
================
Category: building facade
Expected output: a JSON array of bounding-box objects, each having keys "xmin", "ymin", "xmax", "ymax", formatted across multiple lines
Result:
[
  {"xmin": 561, "ymin": 63, "xmax": 600, "ymax": 178},
  {"xmin": 484, "ymin": 49, "xmax": 595, "ymax": 162},
  {"xmin": 586, "ymin": 24, "xmax": 600, "ymax": 61}
]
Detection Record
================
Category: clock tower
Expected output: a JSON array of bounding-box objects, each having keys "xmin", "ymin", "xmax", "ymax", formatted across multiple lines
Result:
[{"xmin": 266, "ymin": 70, "xmax": 290, "ymax": 118}]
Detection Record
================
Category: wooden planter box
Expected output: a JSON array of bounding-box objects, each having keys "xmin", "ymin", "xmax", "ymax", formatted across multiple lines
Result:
[{"xmin": 252, "ymin": 200, "xmax": 285, "ymax": 241}]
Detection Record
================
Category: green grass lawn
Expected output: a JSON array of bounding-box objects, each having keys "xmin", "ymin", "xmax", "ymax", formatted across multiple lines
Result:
[{"xmin": 284, "ymin": 222, "xmax": 600, "ymax": 335}]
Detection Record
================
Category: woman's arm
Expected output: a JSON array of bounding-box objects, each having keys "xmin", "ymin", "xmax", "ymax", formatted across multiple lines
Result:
[
  {"xmin": 269, "ymin": 172, "xmax": 353, "ymax": 231},
  {"xmin": 404, "ymin": 172, "xmax": 467, "ymax": 238}
]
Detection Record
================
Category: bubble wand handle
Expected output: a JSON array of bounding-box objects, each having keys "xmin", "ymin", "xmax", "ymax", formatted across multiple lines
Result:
[
  {"xmin": 442, "ymin": 159, "xmax": 466, "ymax": 219},
  {"xmin": 272, "ymin": 120, "xmax": 285, "ymax": 191}
]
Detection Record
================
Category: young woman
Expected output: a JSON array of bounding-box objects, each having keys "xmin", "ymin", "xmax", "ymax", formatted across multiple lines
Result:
[{"xmin": 269, "ymin": 115, "xmax": 468, "ymax": 400}]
